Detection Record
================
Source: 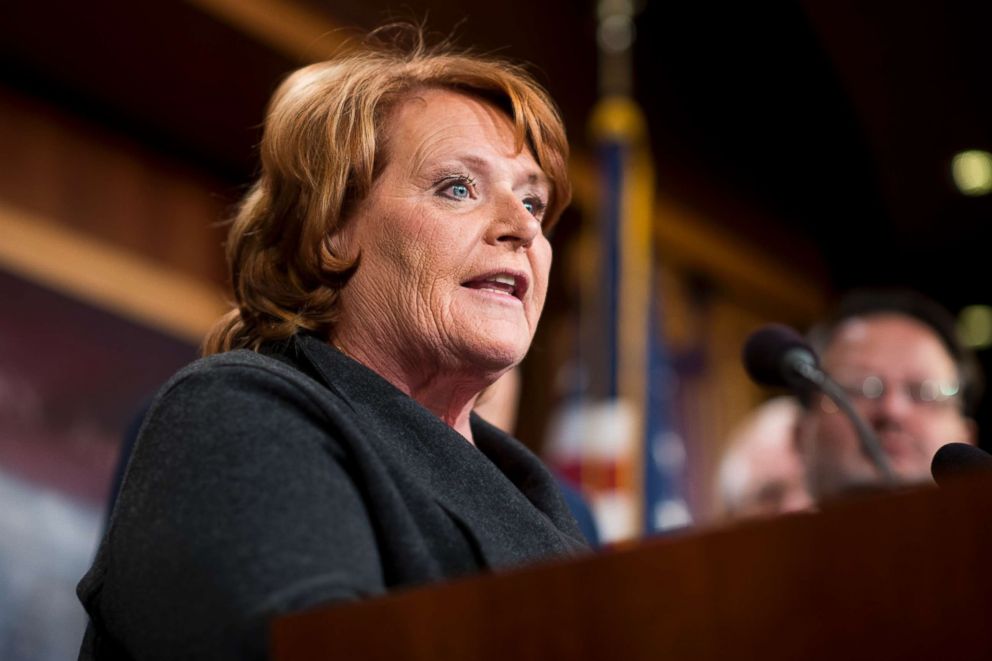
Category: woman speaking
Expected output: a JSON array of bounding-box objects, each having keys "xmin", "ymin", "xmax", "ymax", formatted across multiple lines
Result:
[{"xmin": 78, "ymin": 27, "xmax": 586, "ymax": 659}]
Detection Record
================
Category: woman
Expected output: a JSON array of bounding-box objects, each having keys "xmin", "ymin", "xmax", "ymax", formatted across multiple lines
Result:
[{"xmin": 77, "ymin": 28, "xmax": 586, "ymax": 659}]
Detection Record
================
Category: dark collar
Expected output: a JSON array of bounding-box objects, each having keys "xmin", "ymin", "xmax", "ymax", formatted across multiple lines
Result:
[{"xmin": 274, "ymin": 334, "xmax": 588, "ymax": 562}]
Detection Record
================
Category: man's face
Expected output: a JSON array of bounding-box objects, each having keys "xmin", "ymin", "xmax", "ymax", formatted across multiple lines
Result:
[{"xmin": 797, "ymin": 314, "xmax": 976, "ymax": 501}]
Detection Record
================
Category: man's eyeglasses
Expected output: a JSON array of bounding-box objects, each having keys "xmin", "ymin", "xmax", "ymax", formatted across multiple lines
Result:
[{"xmin": 827, "ymin": 374, "xmax": 962, "ymax": 410}]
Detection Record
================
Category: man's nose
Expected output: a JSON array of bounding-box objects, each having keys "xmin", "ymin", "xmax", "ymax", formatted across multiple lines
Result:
[{"xmin": 868, "ymin": 386, "xmax": 914, "ymax": 421}]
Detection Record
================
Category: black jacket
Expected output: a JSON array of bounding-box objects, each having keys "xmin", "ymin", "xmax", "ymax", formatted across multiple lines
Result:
[{"xmin": 77, "ymin": 334, "xmax": 587, "ymax": 659}]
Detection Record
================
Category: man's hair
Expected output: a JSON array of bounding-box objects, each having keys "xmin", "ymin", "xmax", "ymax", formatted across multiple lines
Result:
[
  {"xmin": 202, "ymin": 25, "xmax": 571, "ymax": 355},
  {"xmin": 807, "ymin": 287, "xmax": 984, "ymax": 417}
]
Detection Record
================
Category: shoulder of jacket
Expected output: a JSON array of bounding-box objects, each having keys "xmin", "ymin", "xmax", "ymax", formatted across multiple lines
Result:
[{"xmin": 157, "ymin": 349, "xmax": 331, "ymax": 405}]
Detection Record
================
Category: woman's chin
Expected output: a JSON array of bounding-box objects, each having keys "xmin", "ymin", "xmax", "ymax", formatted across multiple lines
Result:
[
  {"xmin": 454, "ymin": 336, "xmax": 529, "ymax": 375},
  {"xmin": 438, "ymin": 313, "xmax": 533, "ymax": 371}
]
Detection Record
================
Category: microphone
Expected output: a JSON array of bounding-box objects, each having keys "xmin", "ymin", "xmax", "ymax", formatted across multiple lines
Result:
[
  {"xmin": 742, "ymin": 324, "xmax": 821, "ymax": 391},
  {"xmin": 931, "ymin": 443, "xmax": 992, "ymax": 487},
  {"xmin": 742, "ymin": 324, "xmax": 896, "ymax": 484}
]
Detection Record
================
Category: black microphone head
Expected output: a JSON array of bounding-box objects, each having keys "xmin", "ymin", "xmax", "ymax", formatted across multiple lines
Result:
[
  {"xmin": 742, "ymin": 324, "xmax": 818, "ymax": 388},
  {"xmin": 931, "ymin": 442, "xmax": 992, "ymax": 487}
]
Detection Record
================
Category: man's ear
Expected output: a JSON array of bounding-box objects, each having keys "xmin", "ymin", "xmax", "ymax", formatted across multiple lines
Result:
[
  {"xmin": 963, "ymin": 417, "xmax": 979, "ymax": 446},
  {"xmin": 792, "ymin": 408, "xmax": 813, "ymax": 456}
]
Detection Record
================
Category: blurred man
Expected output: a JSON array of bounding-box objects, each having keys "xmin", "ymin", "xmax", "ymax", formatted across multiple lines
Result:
[
  {"xmin": 718, "ymin": 397, "xmax": 813, "ymax": 519},
  {"xmin": 796, "ymin": 289, "xmax": 983, "ymax": 502}
]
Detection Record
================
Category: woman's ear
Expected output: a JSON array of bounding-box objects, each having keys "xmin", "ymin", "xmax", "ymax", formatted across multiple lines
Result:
[
  {"xmin": 324, "ymin": 216, "xmax": 359, "ymax": 262},
  {"xmin": 326, "ymin": 230, "xmax": 348, "ymax": 258}
]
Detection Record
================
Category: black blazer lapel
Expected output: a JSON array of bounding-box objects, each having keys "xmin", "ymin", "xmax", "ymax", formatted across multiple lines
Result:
[{"xmin": 288, "ymin": 334, "xmax": 587, "ymax": 569}]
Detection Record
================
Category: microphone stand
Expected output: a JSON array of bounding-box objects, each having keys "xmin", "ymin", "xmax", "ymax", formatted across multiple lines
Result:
[{"xmin": 787, "ymin": 350, "xmax": 897, "ymax": 485}]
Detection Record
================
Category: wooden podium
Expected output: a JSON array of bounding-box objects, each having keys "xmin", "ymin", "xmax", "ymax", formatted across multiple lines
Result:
[{"xmin": 272, "ymin": 477, "xmax": 992, "ymax": 660}]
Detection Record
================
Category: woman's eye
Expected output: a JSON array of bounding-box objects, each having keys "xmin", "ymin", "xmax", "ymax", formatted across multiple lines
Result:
[
  {"xmin": 522, "ymin": 197, "xmax": 547, "ymax": 218},
  {"xmin": 437, "ymin": 176, "xmax": 476, "ymax": 201}
]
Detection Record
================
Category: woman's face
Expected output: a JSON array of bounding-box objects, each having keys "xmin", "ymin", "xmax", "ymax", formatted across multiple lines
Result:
[{"xmin": 334, "ymin": 89, "xmax": 553, "ymax": 380}]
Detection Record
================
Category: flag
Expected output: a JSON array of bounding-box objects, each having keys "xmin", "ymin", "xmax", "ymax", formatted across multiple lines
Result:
[{"xmin": 591, "ymin": 94, "xmax": 689, "ymax": 538}]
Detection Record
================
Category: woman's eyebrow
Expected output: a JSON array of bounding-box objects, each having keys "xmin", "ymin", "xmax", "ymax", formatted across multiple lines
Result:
[
  {"xmin": 442, "ymin": 153, "xmax": 492, "ymax": 173},
  {"xmin": 409, "ymin": 149, "xmax": 490, "ymax": 176},
  {"xmin": 411, "ymin": 150, "xmax": 548, "ymax": 188},
  {"xmin": 525, "ymin": 172, "xmax": 549, "ymax": 188}
]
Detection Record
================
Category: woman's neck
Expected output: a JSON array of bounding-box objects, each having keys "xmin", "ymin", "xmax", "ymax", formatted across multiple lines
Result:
[{"xmin": 333, "ymin": 339, "xmax": 495, "ymax": 444}]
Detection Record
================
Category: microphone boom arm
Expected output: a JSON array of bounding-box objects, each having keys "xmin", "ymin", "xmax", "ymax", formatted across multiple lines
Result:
[{"xmin": 791, "ymin": 358, "xmax": 897, "ymax": 484}]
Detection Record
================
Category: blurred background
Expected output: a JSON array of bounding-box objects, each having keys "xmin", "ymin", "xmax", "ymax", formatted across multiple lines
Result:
[{"xmin": 1, "ymin": 1, "xmax": 990, "ymax": 657}]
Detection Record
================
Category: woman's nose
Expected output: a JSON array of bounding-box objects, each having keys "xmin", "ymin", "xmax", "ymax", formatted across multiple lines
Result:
[{"xmin": 490, "ymin": 195, "xmax": 541, "ymax": 248}]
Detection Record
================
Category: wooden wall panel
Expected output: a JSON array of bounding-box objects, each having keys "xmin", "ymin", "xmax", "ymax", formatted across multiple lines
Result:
[{"xmin": 0, "ymin": 85, "xmax": 230, "ymax": 288}]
